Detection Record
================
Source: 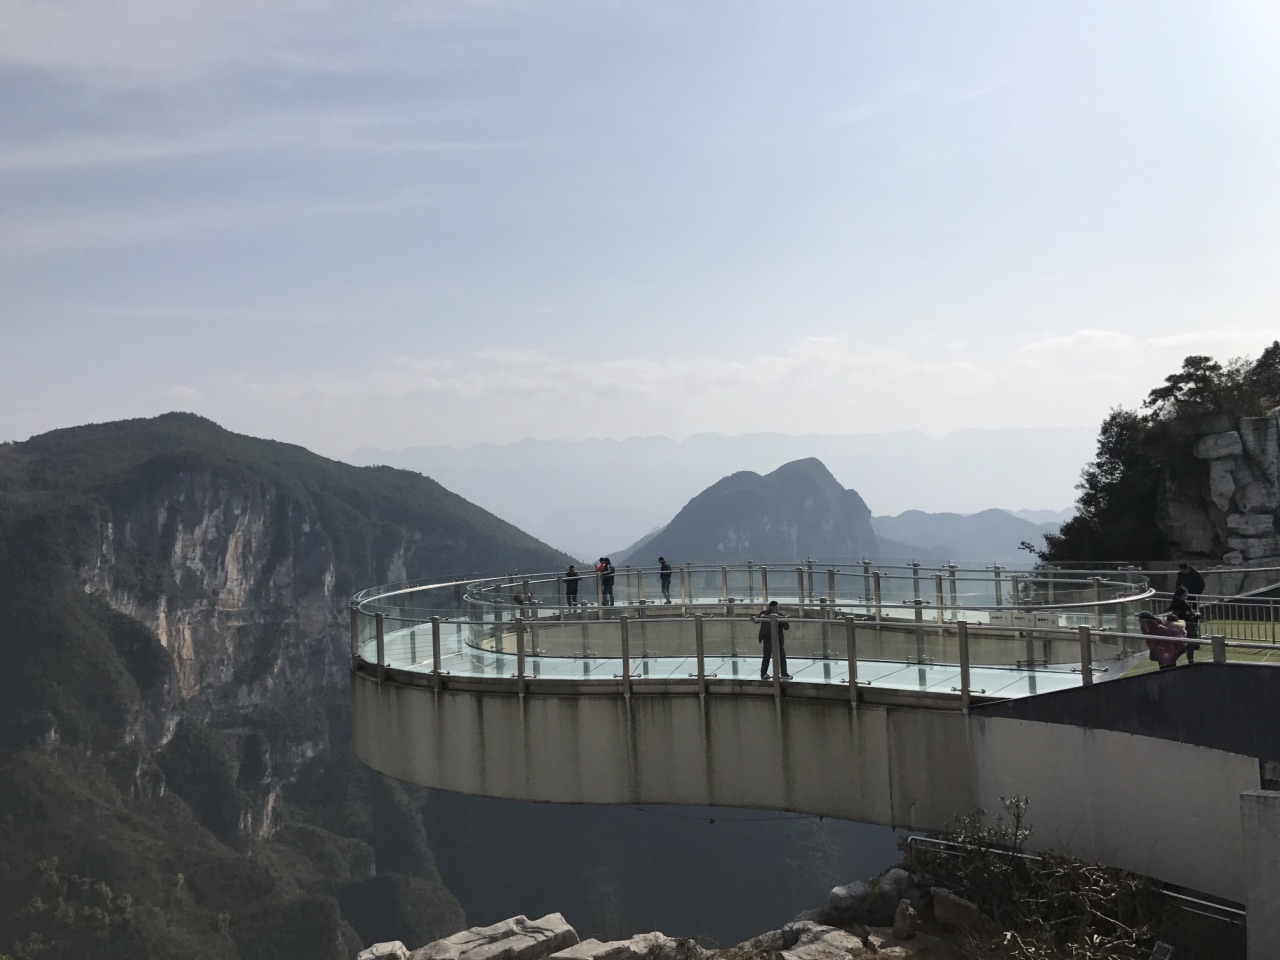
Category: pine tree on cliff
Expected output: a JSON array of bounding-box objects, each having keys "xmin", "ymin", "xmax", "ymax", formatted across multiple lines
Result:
[{"xmin": 1041, "ymin": 341, "xmax": 1280, "ymax": 563}]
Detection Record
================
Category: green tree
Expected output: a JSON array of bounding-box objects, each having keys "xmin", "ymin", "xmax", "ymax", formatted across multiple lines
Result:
[{"xmin": 1041, "ymin": 409, "xmax": 1166, "ymax": 563}]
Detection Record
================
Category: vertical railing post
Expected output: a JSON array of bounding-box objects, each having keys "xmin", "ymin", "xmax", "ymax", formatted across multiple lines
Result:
[
  {"xmin": 454, "ymin": 582, "xmax": 464, "ymax": 610},
  {"xmin": 795, "ymin": 567, "xmax": 805, "ymax": 607},
  {"xmin": 948, "ymin": 564, "xmax": 958, "ymax": 614},
  {"xmin": 933, "ymin": 573, "xmax": 944, "ymax": 623},
  {"xmin": 1212, "ymin": 635, "xmax": 1227, "ymax": 663},
  {"xmin": 819, "ymin": 598, "xmax": 831, "ymax": 659},
  {"xmin": 515, "ymin": 618, "xmax": 527, "ymax": 695},
  {"xmin": 993, "ymin": 564, "xmax": 1004, "ymax": 608},
  {"xmin": 806, "ymin": 560, "xmax": 815, "ymax": 603},
  {"xmin": 770, "ymin": 615, "xmax": 783, "ymax": 699},
  {"xmin": 1092, "ymin": 576, "xmax": 1103, "ymax": 628},
  {"xmin": 634, "ymin": 568, "xmax": 643, "ymax": 607},
  {"xmin": 958, "ymin": 620, "xmax": 971, "ymax": 713},
  {"xmin": 873, "ymin": 571, "xmax": 883, "ymax": 621},
  {"xmin": 1078, "ymin": 625, "xmax": 1093, "ymax": 686},
  {"xmin": 914, "ymin": 600, "xmax": 925, "ymax": 663},
  {"xmin": 844, "ymin": 616, "xmax": 859, "ymax": 707},
  {"xmin": 911, "ymin": 561, "xmax": 921, "ymax": 603},
  {"xmin": 861, "ymin": 560, "xmax": 872, "ymax": 616},
  {"xmin": 747, "ymin": 561, "xmax": 755, "ymax": 603},
  {"xmin": 761, "ymin": 566, "xmax": 770, "ymax": 603},
  {"xmin": 680, "ymin": 565, "xmax": 689, "ymax": 607},
  {"xmin": 349, "ymin": 605, "xmax": 359, "ymax": 662},
  {"xmin": 827, "ymin": 568, "xmax": 837, "ymax": 606},
  {"xmin": 431, "ymin": 616, "xmax": 442, "ymax": 688},
  {"xmin": 375, "ymin": 612, "xmax": 386, "ymax": 682},
  {"xmin": 1011, "ymin": 575, "xmax": 1022, "ymax": 606},
  {"xmin": 409, "ymin": 627, "xmax": 417, "ymax": 664},
  {"xmin": 620, "ymin": 616, "xmax": 632, "ymax": 698},
  {"xmin": 721, "ymin": 566, "xmax": 729, "ymax": 601},
  {"xmin": 695, "ymin": 614, "xmax": 707, "ymax": 696},
  {"xmin": 558, "ymin": 576, "xmax": 565, "ymax": 617}
]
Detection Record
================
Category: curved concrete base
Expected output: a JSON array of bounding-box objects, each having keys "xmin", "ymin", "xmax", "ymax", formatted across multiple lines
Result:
[{"xmin": 353, "ymin": 666, "xmax": 1259, "ymax": 906}]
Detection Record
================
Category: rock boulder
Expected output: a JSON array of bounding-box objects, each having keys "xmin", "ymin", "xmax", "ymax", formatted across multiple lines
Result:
[{"xmin": 412, "ymin": 914, "xmax": 579, "ymax": 960}]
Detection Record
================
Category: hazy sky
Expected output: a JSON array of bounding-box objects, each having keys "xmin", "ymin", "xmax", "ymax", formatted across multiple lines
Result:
[{"xmin": 3, "ymin": 1, "xmax": 1279, "ymax": 458}]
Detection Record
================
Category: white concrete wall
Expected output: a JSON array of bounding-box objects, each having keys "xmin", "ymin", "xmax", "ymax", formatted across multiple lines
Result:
[
  {"xmin": 352, "ymin": 672, "xmax": 1261, "ymax": 905},
  {"xmin": 352, "ymin": 676, "xmax": 976, "ymax": 830},
  {"xmin": 1241, "ymin": 790, "xmax": 1280, "ymax": 958},
  {"xmin": 970, "ymin": 717, "xmax": 1257, "ymax": 902}
]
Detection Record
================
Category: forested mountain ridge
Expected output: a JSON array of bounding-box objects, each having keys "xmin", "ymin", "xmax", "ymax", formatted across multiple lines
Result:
[{"xmin": 0, "ymin": 413, "xmax": 572, "ymax": 960}]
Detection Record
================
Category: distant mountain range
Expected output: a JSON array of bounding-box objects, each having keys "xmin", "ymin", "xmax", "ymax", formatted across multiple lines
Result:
[
  {"xmin": 348, "ymin": 428, "xmax": 1091, "ymax": 559},
  {"xmin": 616, "ymin": 458, "xmax": 1066, "ymax": 567}
]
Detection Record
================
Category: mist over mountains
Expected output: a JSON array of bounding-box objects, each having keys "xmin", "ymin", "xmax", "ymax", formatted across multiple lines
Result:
[{"xmin": 348, "ymin": 428, "xmax": 1090, "ymax": 559}]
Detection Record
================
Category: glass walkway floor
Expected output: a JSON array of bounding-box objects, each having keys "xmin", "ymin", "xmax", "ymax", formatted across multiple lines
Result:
[{"xmin": 365, "ymin": 626, "xmax": 1095, "ymax": 699}]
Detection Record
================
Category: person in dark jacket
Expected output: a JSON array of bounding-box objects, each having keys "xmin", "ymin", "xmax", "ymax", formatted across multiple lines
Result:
[
  {"xmin": 1170, "ymin": 585, "xmax": 1201, "ymax": 661},
  {"xmin": 1175, "ymin": 563, "xmax": 1206, "ymax": 601},
  {"xmin": 658, "ymin": 557, "xmax": 673, "ymax": 603},
  {"xmin": 597, "ymin": 558, "xmax": 616, "ymax": 606},
  {"xmin": 755, "ymin": 600, "xmax": 792, "ymax": 680},
  {"xmin": 564, "ymin": 565, "xmax": 580, "ymax": 606}
]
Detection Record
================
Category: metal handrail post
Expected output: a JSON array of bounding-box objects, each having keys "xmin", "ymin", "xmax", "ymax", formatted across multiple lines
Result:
[
  {"xmin": 635, "ymin": 568, "xmax": 643, "ymax": 607},
  {"xmin": 349, "ymin": 605, "xmax": 359, "ymax": 662},
  {"xmin": 761, "ymin": 566, "xmax": 769, "ymax": 603},
  {"xmin": 721, "ymin": 565, "xmax": 729, "ymax": 601},
  {"xmin": 1078, "ymin": 625, "xmax": 1093, "ymax": 685},
  {"xmin": 873, "ymin": 571, "xmax": 883, "ymax": 621},
  {"xmin": 844, "ymin": 616, "xmax": 858, "ymax": 707},
  {"xmin": 1092, "ymin": 576, "xmax": 1103, "ymax": 628},
  {"xmin": 515, "ymin": 618, "xmax": 527, "ymax": 695},
  {"xmin": 558, "ymin": 576, "xmax": 565, "ymax": 617},
  {"xmin": 827, "ymin": 568, "xmax": 837, "ymax": 606},
  {"xmin": 1011, "ymin": 575, "xmax": 1021, "ymax": 606},
  {"xmin": 770, "ymin": 614, "xmax": 783, "ymax": 699},
  {"xmin": 911, "ymin": 561, "xmax": 921, "ymax": 603},
  {"xmin": 958, "ymin": 620, "xmax": 971, "ymax": 712},
  {"xmin": 409, "ymin": 627, "xmax": 417, "ymax": 664},
  {"xmin": 695, "ymin": 615, "xmax": 707, "ymax": 696},
  {"xmin": 431, "ymin": 616, "xmax": 442, "ymax": 688},
  {"xmin": 806, "ymin": 560, "xmax": 815, "ymax": 602},
  {"xmin": 620, "ymin": 616, "xmax": 632, "ymax": 698},
  {"xmin": 795, "ymin": 567, "xmax": 805, "ymax": 606},
  {"xmin": 914, "ymin": 600, "xmax": 925, "ymax": 663},
  {"xmin": 948, "ymin": 564, "xmax": 958, "ymax": 613},
  {"xmin": 861, "ymin": 560, "xmax": 872, "ymax": 615},
  {"xmin": 747, "ymin": 561, "xmax": 755, "ymax": 603},
  {"xmin": 680, "ymin": 565, "xmax": 689, "ymax": 607},
  {"xmin": 933, "ymin": 573, "xmax": 944, "ymax": 622},
  {"xmin": 375, "ymin": 612, "xmax": 386, "ymax": 682},
  {"xmin": 993, "ymin": 564, "xmax": 1004, "ymax": 608},
  {"xmin": 819, "ymin": 598, "xmax": 830, "ymax": 658}
]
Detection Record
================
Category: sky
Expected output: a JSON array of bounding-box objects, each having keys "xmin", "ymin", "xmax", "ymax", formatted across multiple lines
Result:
[{"xmin": 3, "ymin": 0, "xmax": 1280, "ymax": 459}]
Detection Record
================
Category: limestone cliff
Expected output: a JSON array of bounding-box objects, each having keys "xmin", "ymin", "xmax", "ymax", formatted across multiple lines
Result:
[
  {"xmin": 0, "ymin": 413, "xmax": 571, "ymax": 959},
  {"xmin": 1157, "ymin": 406, "xmax": 1280, "ymax": 588}
]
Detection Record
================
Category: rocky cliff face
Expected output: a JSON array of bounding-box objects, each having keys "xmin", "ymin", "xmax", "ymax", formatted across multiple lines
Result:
[
  {"xmin": 0, "ymin": 413, "xmax": 572, "ymax": 959},
  {"xmin": 1158, "ymin": 407, "xmax": 1280, "ymax": 587}
]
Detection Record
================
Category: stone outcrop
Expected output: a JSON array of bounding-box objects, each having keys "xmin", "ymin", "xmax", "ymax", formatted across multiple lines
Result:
[
  {"xmin": 411, "ymin": 914, "xmax": 579, "ymax": 960},
  {"xmin": 1160, "ymin": 407, "xmax": 1280, "ymax": 568},
  {"xmin": 824, "ymin": 867, "xmax": 929, "ymax": 927},
  {"xmin": 383, "ymin": 865, "xmax": 963, "ymax": 960}
]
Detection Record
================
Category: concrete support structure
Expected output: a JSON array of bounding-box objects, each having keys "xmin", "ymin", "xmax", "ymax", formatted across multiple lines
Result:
[
  {"xmin": 352, "ymin": 665, "xmax": 1265, "ymax": 912},
  {"xmin": 1242, "ymin": 790, "xmax": 1280, "ymax": 958}
]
